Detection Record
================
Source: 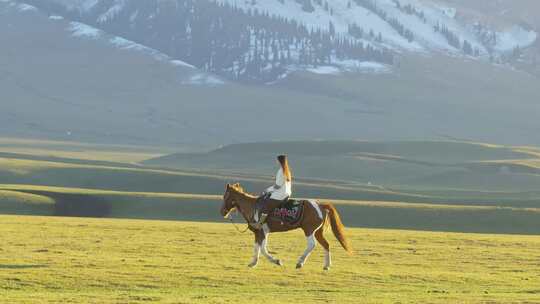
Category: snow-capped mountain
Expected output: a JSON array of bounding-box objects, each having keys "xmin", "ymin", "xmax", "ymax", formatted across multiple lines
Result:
[
  {"xmin": 2, "ymin": 0, "xmax": 540, "ymax": 148},
  {"xmin": 17, "ymin": 0, "xmax": 538, "ymax": 82}
]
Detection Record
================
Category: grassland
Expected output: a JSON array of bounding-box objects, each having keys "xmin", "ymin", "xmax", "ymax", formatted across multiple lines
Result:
[
  {"xmin": 146, "ymin": 140, "xmax": 540, "ymax": 205},
  {"xmin": 1, "ymin": 215, "xmax": 539, "ymax": 303},
  {"xmin": 2, "ymin": 138, "xmax": 540, "ymax": 234},
  {"xmin": 1, "ymin": 139, "xmax": 540, "ymax": 302}
]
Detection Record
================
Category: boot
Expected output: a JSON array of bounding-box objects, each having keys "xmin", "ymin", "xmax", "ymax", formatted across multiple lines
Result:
[{"xmin": 251, "ymin": 213, "xmax": 268, "ymax": 230}]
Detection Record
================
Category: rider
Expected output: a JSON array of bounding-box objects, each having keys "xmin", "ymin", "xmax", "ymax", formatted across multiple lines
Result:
[{"xmin": 251, "ymin": 155, "xmax": 292, "ymax": 229}]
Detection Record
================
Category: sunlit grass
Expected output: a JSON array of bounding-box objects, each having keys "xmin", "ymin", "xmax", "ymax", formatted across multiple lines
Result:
[{"xmin": 0, "ymin": 215, "xmax": 539, "ymax": 303}]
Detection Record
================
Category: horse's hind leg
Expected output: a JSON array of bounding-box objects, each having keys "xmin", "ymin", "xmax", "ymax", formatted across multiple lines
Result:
[
  {"xmin": 296, "ymin": 233, "xmax": 317, "ymax": 269},
  {"xmin": 296, "ymin": 221, "xmax": 323, "ymax": 269},
  {"xmin": 315, "ymin": 228, "xmax": 331, "ymax": 270},
  {"xmin": 296, "ymin": 202, "xmax": 324, "ymax": 269}
]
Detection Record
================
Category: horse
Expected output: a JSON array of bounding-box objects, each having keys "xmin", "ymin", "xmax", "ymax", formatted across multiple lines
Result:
[{"xmin": 220, "ymin": 183, "xmax": 352, "ymax": 270}]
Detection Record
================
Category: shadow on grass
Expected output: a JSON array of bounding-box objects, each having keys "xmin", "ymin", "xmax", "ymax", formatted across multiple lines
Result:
[{"xmin": 7, "ymin": 190, "xmax": 112, "ymax": 218}]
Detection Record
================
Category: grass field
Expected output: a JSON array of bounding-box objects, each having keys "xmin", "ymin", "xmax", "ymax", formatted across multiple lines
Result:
[
  {"xmin": 1, "ymin": 183, "xmax": 540, "ymax": 234},
  {"xmin": 2, "ymin": 138, "xmax": 540, "ymax": 234},
  {"xmin": 1, "ymin": 215, "xmax": 539, "ymax": 303}
]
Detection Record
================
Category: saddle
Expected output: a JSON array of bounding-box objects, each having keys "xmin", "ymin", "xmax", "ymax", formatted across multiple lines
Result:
[{"xmin": 269, "ymin": 199, "xmax": 304, "ymax": 225}]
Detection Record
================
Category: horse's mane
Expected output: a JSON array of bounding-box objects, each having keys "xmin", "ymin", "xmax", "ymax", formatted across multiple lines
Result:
[{"xmin": 230, "ymin": 183, "xmax": 258, "ymax": 199}]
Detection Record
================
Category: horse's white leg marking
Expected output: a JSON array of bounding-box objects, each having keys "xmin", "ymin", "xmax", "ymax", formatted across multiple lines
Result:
[
  {"xmin": 260, "ymin": 224, "xmax": 282, "ymax": 265},
  {"xmin": 262, "ymin": 224, "xmax": 270, "ymax": 234},
  {"xmin": 296, "ymin": 222, "xmax": 324, "ymax": 269},
  {"xmin": 248, "ymin": 242, "xmax": 260, "ymax": 267},
  {"xmin": 308, "ymin": 200, "xmax": 323, "ymax": 219},
  {"xmin": 324, "ymin": 250, "xmax": 332, "ymax": 270},
  {"xmin": 261, "ymin": 236, "xmax": 277, "ymax": 263},
  {"xmin": 297, "ymin": 234, "xmax": 316, "ymax": 268}
]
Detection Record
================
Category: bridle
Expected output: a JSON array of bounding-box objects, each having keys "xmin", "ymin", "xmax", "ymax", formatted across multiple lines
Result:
[{"xmin": 224, "ymin": 190, "xmax": 250, "ymax": 233}]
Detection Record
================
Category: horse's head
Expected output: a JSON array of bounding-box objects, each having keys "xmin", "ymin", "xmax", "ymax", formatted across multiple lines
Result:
[{"xmin": 220, "ymin": 183, "xmax": 240, "ymax": 218}]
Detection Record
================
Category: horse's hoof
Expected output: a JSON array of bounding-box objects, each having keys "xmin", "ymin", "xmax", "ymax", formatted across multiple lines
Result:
[
  {"xmin": 323, "ymin": 266, "xmax": 330, "ymax": 271},
  {"xmin": 296, "ymin": 263, "xmax": 303, "ymax": 269},
  {"xmin": 275, "ymin": 259, "xmax": 283, "ymax": 266},
  {"xmin": 248, "ymin": 262, "xmax": 258, "ymax": 268}
]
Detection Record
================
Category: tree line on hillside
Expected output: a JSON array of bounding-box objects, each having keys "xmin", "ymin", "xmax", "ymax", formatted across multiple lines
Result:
[
  {"xmin": 353, "ymin": 0, "xmax": 414, "ymax": 43},
  {"xmin": 28, "ymin": 0, "xmax": 393, "ymax": 83},
  {"xmin": 434, "ymin": 22, "xmax": 481, "ymax": 56}
]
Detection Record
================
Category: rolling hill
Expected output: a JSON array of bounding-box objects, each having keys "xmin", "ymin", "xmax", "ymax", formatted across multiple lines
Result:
[{"xmin": 2, "ymin": 138, "xmax": 540, "ymax": 234}]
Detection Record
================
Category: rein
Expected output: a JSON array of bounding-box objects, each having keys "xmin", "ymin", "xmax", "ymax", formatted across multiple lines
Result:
[
  {"xmin": 228, "ymin": 216, "xmax": 250, "ymax": 233},
  {"xmin": 227, "ymin": 204, "xmax": 251, "ymax": 234}
]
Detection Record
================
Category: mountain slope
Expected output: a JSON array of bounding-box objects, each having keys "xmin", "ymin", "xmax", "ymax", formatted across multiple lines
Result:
[
  {"xmin": 1, "ymin": 0, "xmax": 539, "ymax": 148},
  {"xmin": 33, "ymin": 0, "xmax": 538, "ymax": 82}
]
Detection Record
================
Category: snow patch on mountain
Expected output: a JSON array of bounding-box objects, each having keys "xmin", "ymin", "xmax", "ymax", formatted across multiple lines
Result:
[
  {"xmin": 306, "ymin": 66, "xmax": 341, "ymax": 75},
  {"xmin": 57, "ymin": 0, "xmax": 98, "ymax": 12},
  {"xmin": 379, "ymin": 0, "xmax": 485, "ymax": 53},
  {"xmin": 171, "ymin": 60, "xmax": 195, "ymax": 69},
  {"xmin": 97, "ymin": 0, "xmax": 126, "ymax": 23},
  {"xmin": 495, "ymin": 26, "xmax": 537, "ymax": 52},
  {"xmin": 182, "ymin": 74, "xmax": 225, "ymax": 86},
  {"xmin": 352, "ymin": 61, "xmax": 392, "ymax": 73},
  {"xmin": 108, "ymin": 36, "xmax": 197, "ymax": 70},
  {"xmin": 49, "ymin": 15, "xmax": 64, "ymax": 20},
  {"xmin": 1, "ymin": 1, "xmax": 37, "ymax": 12},
  {"xmin": 69, "ymin": 22, "xmax": 102, "ymax": 39},
  {"xmin": 219, "ymin": 0, "xmax": 420, "ymax": 51},
  {"xmin": 17, "ymin": 3, "xmax": 35, "ymax": 11},
  {"xmin": 440, "ymin": 6, "xmax": 456, "ymax": 19},
  {"xmin": 219, "ymin": 0, "xmax": 534, "ymax": 57},
  {"xmin": 67, "ymin": 20, "xmax": 199, "ymax": 71},
  {"xmin": 295, "ymin": 60, "xmax": 391, "ymax": 76},
  {"xmin": 109, "ymin": 36, "xmax": 162, "ymax": 56},
  {"xmin": 81, "ymin": 0, "xmax": 98, "ymax": 11}
]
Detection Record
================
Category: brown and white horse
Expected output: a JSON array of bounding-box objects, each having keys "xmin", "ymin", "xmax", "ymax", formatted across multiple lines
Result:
[{"xmin": 220, "ymin": 183, "xmax": 352, "ymax": 270}]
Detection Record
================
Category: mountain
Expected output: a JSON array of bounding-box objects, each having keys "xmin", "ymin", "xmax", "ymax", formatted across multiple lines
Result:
[
  {"xmin": 1, "ymin": 0, "xmax": 539, "ymax": 148},
  {"xmin": 21, "ymin": 0, "xmax": 539, "ymax": 82}
]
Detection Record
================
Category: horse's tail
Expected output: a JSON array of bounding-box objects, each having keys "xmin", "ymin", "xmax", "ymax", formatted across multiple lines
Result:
[{"xmin": 320, "ymin": 203, "xmax": 353, "ymax": 255}]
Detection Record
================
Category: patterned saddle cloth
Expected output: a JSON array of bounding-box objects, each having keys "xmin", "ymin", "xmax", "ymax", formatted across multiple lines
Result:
[{"xmin": 270, "ymin": 199, "xmax": 304, "ymax": 224}]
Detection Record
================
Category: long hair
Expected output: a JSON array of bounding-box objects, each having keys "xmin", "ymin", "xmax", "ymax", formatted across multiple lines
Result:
[{"xmin": 277, "ymin": 155, "xmax": 292, "ymax": 182}]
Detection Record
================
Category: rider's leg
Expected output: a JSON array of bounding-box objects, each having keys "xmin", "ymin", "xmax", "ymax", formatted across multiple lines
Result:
[
  {"xmin": 255, "ymin": 198, "xmax": 284, "ymax": 227},
  {"xmin": 252, "ymin": 195, "xmax": 268, "ymax": 229}
]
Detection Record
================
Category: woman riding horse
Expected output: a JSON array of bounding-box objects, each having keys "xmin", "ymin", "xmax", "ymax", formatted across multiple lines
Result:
[
  {"xmin": 251, "ymin": 155, "xmax": 292, "ymax": 230},
  {"xmin": 221, "ymin": 183, "xmax": 352, "ymax": 270}
]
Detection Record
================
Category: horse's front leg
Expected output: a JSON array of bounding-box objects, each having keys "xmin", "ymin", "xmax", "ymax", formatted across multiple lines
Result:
[
  {"xmin": 248, "ymin": 231, "xmax": 262, "ymax": 268},
  {"xmin": 260, "ymin": 225, "xmax": 283, "ymax": 266}
]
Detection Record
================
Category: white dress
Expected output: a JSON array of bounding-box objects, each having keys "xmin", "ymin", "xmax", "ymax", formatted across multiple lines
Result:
[{"xmin": 265, "ymin": 167, "xmax": 292, "ymax": 200}]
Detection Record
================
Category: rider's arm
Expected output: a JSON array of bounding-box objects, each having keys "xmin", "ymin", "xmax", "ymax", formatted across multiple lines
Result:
[
  {"xmin": 265, "ymin": 168, "xmax": 284, "ymax": 194},
  {"xmin": 274, "ymin": 168, "xmax": 285, "ymax": 190}
]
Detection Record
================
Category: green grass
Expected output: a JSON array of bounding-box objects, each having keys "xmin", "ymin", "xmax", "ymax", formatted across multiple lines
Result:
[
  {"xmin": 1, "ymin": 215, "xmax": 539, "ymax": 303},
  {"xmin": 0, "ymin": 137, "xmax": 168, "ymax": 163},
  {"xmin": 144, "ymin": 139, "xmax": 540, "ymax": 205},
  {"xmin": 0, "ymin": 151, "xmax": 437, "ymax": 203},
  {"xmin": 1, "ymin": 184, "xmax": 540, "ymax": 234},
  {"xmin": 2, "ymin": 138, "xmax": 540, "ymax": 234}
]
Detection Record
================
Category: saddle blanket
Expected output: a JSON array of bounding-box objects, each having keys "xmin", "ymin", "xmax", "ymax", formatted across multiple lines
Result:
[{"xmin": 271, "ymin": 200, "xmax": 304, "ymax": 224}]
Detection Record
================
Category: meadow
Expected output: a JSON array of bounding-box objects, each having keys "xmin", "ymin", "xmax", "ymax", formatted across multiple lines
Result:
[
  {"xmin": 1, "ymin": 215, "xmax": 539, "ymax": 303},
  {"xmin": 1, "ymin": 138, "xmax": 540, "ymax": 303},
  {"xmin": 2, "ymin": 138, "xmax": 540, "ymax": 234}
]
